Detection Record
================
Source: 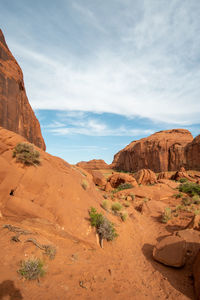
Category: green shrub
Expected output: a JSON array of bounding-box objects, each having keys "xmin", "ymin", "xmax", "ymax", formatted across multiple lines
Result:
[
  {"xmin": 18, "ymin": 258, "xmax": 45, "ymax": 280},
  {"xmin": 111, "ymin": 202, "xmax": 123, "ymax": 213},
  {"xmin": 88, "ymin": 207, "xmax": 117, "ymax": 241},
  {"xmin": 179, "ymin": 178, "xmax": 188, "ymax": 183},
  {"xmin": 116, "ymin": 183, "xmax": 133, "ymax": 191},
  {"xmin": 179, "ymin": 182, "xmax": 200, "ymax": 196},
  {"xmin": 161, "ymin": 207, "xmax": 172, "ymax": 223},
  {"xmin": 173, "ymin": 193, "xmax": 183, "ymax": 199},
  {"xmin": 192, "ymin": 195, "xmax": 200, "ymax": 204},
  {"xmin": 13, "ymin": 143, "xmax": 40, "ymax": 166}
]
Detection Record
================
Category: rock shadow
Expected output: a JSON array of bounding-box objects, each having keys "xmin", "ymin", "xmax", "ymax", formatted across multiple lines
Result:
[
  {"xmin": 0, "ymin": 280, "xmax": 23, "ymax": 300},
  {"xmin": 142, "ymin": 243, "xmax": 195, "ymax": 299}
]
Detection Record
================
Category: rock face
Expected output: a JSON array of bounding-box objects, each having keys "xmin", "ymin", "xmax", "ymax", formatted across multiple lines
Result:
[
  {"xmin": 134, "ymin": 169, "xmax": 157, "ymax": 185},
  {"xmin": 108, "ymin": 173, "xmax": 137, "ymax": 188},
  {"xmin": 112, "ymin": 129, "xmax": 196, "ymax": 173},
  {"xmin": 153, "ymin": 235, "xmax": 187, "ymax": 267},
  {"xmin": 185, "ymin": 135, "xmax": 200, "ymax": 171},
  {"xmin": 193, "ymin": 250, "xmax": 200, "ymax": 300},
  {"xmin": 0, "ymin": 29, "xmax": 46, "ymax": 150},
  {"xmin": 77, "ymin": 159, "xmax": 109, "ymax": 173}
]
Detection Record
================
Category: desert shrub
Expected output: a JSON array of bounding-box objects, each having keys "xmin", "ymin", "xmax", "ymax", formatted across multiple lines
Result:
[
  {"xmin": 13, "ymin": 143, "xmax": 40, "ymax": 166},
  {"xmin": 18, "ymin": 258, "xmax": 45, "ymax": 280},
  {"xmin": 161, "ymin": 207, "xmax": 172, "ymax": 223},
  {"xmin": 179, "ymin": 178, "xmax": 188, "ymax": 183},
  {"xmin": 179, "ymin": 182, "xmax": 200, "ymax": 196},
  {"xmin": 88, "ymin": 207, "xmax": 117, "ymax": 241},
  {"xmin": 81, "ymin": 180, "xmax": 88, "ymax": 190},
  {"xmin": 44, "ymin": 245, "xmax": 56, "ymax": 260},
  {"xmin": 116, "ymin": 183, "xmax": 133, "ymax": 191},
  {"xmin": 111, "ymin": 202, "xmax": 123, "ymax": 213},
  {"xmin": 102, "ymin": 200, "xmax": 110, "ymax": 211},
  {"xmin": 120, "ymin": 211, "xmax": 128, "ymax": 222},
  {"xmin": 173, "ymin": 193, "xmax": 183, "ymax": 199},
  {"xmin": 192, "ymin": 195, "xmax": 200, "ymax": 205},
  {"xmin": 182, "ymin": 197, "xmax": 192, "ymax": 206}
]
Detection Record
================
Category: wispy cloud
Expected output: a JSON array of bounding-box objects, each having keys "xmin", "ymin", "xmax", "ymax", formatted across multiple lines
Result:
[{"xmin": 2, "ymin": 0, "xmax": 200, "ymax": 126}]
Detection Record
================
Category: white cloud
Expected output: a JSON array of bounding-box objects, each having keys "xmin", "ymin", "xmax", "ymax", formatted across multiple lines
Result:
[
  {"xmin": 47, "ymin": 117, "xmax": 153, "ymax": 137},
  {"xmin": 8, "ymin": 0, "xmax": 200, "ymax": 126}
]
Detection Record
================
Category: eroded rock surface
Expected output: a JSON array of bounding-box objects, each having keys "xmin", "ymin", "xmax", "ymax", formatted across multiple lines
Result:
[
  {"xmin": 112, "ymin": 129, "xmax": 195, "ymax": 172},
  {"xmin": 0, "ymin": 29, "xmax": 45, "ymax": 150}
]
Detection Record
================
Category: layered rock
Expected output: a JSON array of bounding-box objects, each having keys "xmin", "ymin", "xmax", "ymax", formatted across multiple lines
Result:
[
  {"xmin": 0, "ymin": 29, "xmax": 45, "ymax": 150},
  {"xmin": 76, "ymin": 159, "xmax": 109, "ymax": 173},
  {"xmin": 185, "ymin": 135, "xmax": 200, "ymax": 171},
  {"xmin": 112, "ymin": 129, "xmax": 195, "ymax": 173},
  {"xmin": 134, "ymin": 169, "xmax": 157, "ymax": 185}
]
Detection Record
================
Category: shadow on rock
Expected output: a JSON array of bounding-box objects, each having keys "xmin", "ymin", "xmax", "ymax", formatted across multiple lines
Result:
[
  {"xmin": 0, "ymin": 280, "xmax": 23, "ymax": 300},
  {"xmin": 142, "ymin": 243, "xmax": 195, "ymax": 299}
]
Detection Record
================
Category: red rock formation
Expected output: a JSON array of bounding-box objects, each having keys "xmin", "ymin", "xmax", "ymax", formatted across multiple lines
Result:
[
  {"xmin": 76, "ymin": 159, "xmax": 109, "ymax": 173},
  {"xmin": 185, "ymin": 135, "xmax": 200, "ymax": 171},
  {"xmin": 112, "ymin": 129, "xmax": 194, "ymax": 173},
  {"xmin": 0, "ymin": 29, "xmax": 46, "ymax": 150},
  {"xmin": 134, "ymin": 169, "xmax": 157, "ymax": 185},
  {"xmin": 108, "ymin": 173, "xmax": 137, "ymax": 188},
  {"xmin": 91, "ymin": 170, "xmax": 107, "ymax": 187}
]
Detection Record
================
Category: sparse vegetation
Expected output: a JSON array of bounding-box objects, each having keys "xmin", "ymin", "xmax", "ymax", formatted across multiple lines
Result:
[
  {"xmin": 120, "ymin": 211, "xmax": 128, "ymax": 222},
  {"xmin": 116, "ymin": 183, "xmax": 133, "ymax": 191},
  {"xmin": 81, "ymin": 180, "xmax": 88, "ymax": 190},
  {"xmin": 161, "ymin": 207, "xmax": 172, "ymax": 223},
  {"xmin": 192, "ymin": 195, "xmax": 200, "ymax": 204},
  {"xmin": 88, "ymin": 207, "xmax": 117, "ymax": 241},
  {"xmin": 182, "ymin": 197, "xmax": 192, "ymax": 206},
  {"xmin": 143, "ymin": 197, "xmax": 149, "ymax": 203},
  {"xmin": 179, "ymin": 178, "xmax": 188, "ymax": 183},
  {"xmin": 173, "ymin": 193, "xmax": 183, "ymax": 199},
  {"xmin": 179, "ymin": 182, "xmax": 200, "ymax": 196},
  {"xmin": 111, "ymin": 202, "xmax": 123, "ymax": 213},
  {"xmin": 102, "ymin": 200, "xmax": 110, "ymax": 211},
  {"xmin": 18, "ymin": 258, "xmax": 45, "ymax": 280},
  {"xmin": 44, "ymin": 245, "xmax": 56, "ymax": 260},
  {"xmin": 13, "ymin": 143, "xmax": 40, "ymax": 166}
]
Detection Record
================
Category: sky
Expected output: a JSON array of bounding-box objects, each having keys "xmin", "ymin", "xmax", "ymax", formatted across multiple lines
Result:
[{"xmin": 0, "ymin": 0, "xmax": 200, "ymax": 164}]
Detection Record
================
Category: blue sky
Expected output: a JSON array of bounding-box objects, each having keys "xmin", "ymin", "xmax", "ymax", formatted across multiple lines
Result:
[{"xmin": 0, "ymin": 0, "xmax": 200, "ymax": 164}]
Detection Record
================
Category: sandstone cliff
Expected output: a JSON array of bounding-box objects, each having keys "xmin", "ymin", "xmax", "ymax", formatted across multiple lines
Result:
[
  {"xmin": 0, "ymin": 29, "xmax": 46, "ymax": 150},
  {"xmin": 76, "ymin": 159, "xmax": 109, "ymax": 173},
  {"xmin": 112, "ymin": 129, "xmax": 197, "ymax": 172}
]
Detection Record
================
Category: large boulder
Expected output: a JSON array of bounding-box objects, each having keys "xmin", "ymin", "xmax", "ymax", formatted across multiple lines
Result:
[
  {"xmin": 0, "ymin": 29, "xmax": 45, "ymax": 150},
  {"xmin": 171, "ymin": 167, "xmax": 196, "ymax": 182},
  {"xmin": 91, "ymin": 170, "xmax": 107, "ymax": 187},
  {"xmin": 108, "ymin": 173, "xmax": 137, "ymax": 189},
  {"xmin": 134, "ymin": 169, "xmax": 157, "ymax": 185},
  {"xmin": 153, "ymin": 235, "xmax": 187, "ymax": 267},
  {"xmin": 112, "ymin": 129, "xmax": 194, "ymax": 172}
]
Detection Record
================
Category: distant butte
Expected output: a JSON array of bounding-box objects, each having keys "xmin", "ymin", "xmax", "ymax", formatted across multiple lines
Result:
[
  {"xmin": 0, "ymin": 29, "xmax": 46, "ymax": 150},
  {"xmin": 112, "ymin": 129, "xmax": 200, "ymax": 172}
]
